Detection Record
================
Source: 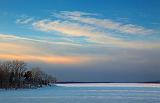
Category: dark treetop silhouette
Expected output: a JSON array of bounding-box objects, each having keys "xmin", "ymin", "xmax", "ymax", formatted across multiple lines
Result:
[{"xmin": 0, "ymin": 60, "xmax": 56, "ymax": 89}]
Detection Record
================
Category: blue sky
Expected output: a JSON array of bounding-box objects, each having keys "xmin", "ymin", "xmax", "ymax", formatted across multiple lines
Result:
[{"xmin": 0, "ymin": 0, "xmax": 160, "ymax": 82}]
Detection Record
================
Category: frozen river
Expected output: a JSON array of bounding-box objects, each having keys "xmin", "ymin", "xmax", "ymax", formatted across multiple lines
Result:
[{"xmin": 0, "ymin": 83, "xmax": 160, "ymax": 103}]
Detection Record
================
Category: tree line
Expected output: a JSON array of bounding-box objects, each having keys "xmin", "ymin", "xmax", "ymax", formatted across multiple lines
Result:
[{"xmin": 0, "ymin": 60, "xmax": 56, "ymax": 89}]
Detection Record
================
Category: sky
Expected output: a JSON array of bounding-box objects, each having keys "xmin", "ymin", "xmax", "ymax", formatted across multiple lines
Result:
[{"xmin": 0, "ymin": 0, "xmax": 160, "ymax": 82}]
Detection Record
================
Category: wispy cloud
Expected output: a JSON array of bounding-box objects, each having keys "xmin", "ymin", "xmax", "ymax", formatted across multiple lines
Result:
[
  {"xmin": 32, "ymin": 19, "xmax": 117, "ymax": 44},
  {"xmin": 54, "ymin": 11, "xmax": 153, "ymax": 35},
  {"xmin": 0, "ymin": 34, "xmax": 92, "ymax": 64},
  {"xmin": 33, "ymin": 20, "xmax": 96, "ymax": 37},
  {"xmin": 32, "ymin": 11, "xmax": 159, "ymax": 49},
  {"xmin": 0, "ymin": 54, "xmax": 91, "ymax": 64},
  {"xmin": 56, "ymin": 11, "xmax": 97, "ymax": 17},
  {"xmin": 16, "ymin": 15, "xmax": 34, "ymax": 24},
  {"xmin": 0, "ymin": 32, "xmax": 160, "ymax": 65},
  {"xmin": 0, "ymin": 33, "xmax": 81, "ymax": 46},
  {"xmin": 11, "ymin": 11, "xmax": 160, "ymax": 65}
]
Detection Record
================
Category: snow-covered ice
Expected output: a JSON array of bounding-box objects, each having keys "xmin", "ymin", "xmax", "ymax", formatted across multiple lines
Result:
[{"xmin": 0, "ymin": 83, "xmax": 160, "ymax": 103}]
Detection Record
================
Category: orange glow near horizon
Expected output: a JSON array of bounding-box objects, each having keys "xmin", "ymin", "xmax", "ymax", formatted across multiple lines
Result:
[
  {"xmin": 0, "ymin": 42, "xmax": 91, "ymax": 64},
  {"xmin": 0, "ymin": 54, "xmax": 89, "ymax": 64}
]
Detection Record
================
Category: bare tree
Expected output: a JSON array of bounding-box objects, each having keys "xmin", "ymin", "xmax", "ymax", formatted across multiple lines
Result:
[{"xmin": 0, "ymin": 60, "xmax": 57, "ymax": 89}]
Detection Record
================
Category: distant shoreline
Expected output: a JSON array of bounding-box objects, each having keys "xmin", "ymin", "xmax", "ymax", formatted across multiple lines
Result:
[{"xmin": 57, "ymin": 82, "xmax": 160, "ymax": 84}]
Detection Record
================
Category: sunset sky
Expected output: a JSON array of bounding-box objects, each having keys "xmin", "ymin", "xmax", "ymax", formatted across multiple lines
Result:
[{"xmin": 0, "ymin": 0, "xmax": 160, "ymax": 82}]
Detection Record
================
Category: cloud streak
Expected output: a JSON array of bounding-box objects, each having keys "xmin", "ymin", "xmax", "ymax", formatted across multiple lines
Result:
[
  {"xmin": 0, "ymin": 33, "xmax": 81, "ymax": 46},
  {"xmin": 16, "ymin": 15, "xmax": 34, "ymax": 24},
  {"xmin": 32, "ymin": 11, "xmax": 160, "ymax": 49},
  {"xmin": 54, "ymin": 11, "xmax": 153, "ymax": 35},
  {"xmin": 0, "ymin": 54, "xmax": 90, "ymax": 64},
  {"xmin": 0, "ymin": 35, "xmax": 91, "ymax": 64},
  {"xmin": 8, "ymin": 11, "xmax": 160, "ymax": 66}
]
